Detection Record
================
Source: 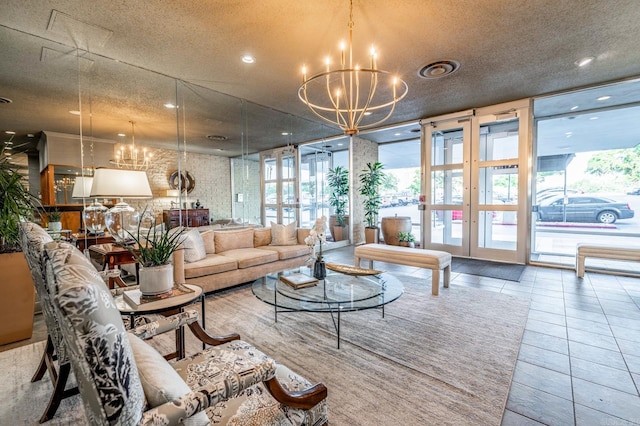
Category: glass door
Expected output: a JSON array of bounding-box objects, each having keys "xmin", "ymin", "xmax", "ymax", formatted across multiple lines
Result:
[
  {"xmin": 424, "ymin": 119, "xmax": 470, "ymax": 256},
  {"xmin": 261, "ymin": 147, "xmax": 299, "ymax": 225},
  {"xmin": 423, "ymin": 101, "xmax": 528, "ymax": 263},
  {"xmin": 299, "ymin": 147, "xmax": 331, "ymax": 229}
]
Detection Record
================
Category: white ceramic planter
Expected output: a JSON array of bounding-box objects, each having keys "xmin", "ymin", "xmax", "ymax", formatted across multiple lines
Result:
[
  {"xmin": 139, "ymin": 264, "xmax": 174, "ymax": 296},
  {"xmin": 48, "ymin": 221, "xmax": 62, "ymax": 232}
]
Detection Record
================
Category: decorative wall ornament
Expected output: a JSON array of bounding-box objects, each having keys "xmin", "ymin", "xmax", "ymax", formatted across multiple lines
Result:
[{"xmin": 168, "ymin": 170, "xmax": 196, "ymax": 194}]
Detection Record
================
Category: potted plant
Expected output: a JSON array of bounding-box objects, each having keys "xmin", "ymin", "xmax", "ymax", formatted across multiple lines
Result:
[
  {"xmin": 327, "ymin": 166, "xmax": 349, "ymax": 241},
  {"xmin": 0, "ymin": 153, "xmax": 40, "ymax": 344},
  {"xmin": 359, "ymin": 162, "xmax": 385, "ymax": 244},
  {"xmin": 397, "ymin": 231, "xmax": 416, "ymax": 248},
  {"xmin": 46, "ymin": 209, "xmax": 63, "ymax": 232},
  {"xmin": 120, "ymin": 211, "xmax": 185, "ymax": 296}
]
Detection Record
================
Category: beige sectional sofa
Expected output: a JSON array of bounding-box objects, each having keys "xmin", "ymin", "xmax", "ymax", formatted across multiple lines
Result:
[{"xmin": 172, "ymin": 225, "xmax": 311, "ymax": 294}]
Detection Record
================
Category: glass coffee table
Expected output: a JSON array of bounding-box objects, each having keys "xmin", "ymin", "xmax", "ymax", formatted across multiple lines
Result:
[{"xmin": 252, "ymin": 266, "xmax": 403, "ymax": 348}]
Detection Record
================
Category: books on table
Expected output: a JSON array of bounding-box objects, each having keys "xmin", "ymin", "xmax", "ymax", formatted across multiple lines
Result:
[{"xmin": 279, "ymin": 273, "xmax": 318, "ymax": 290}]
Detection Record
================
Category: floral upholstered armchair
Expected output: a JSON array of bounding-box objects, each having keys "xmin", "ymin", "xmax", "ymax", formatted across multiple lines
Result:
[
  {"xmin": 43, "ymin": 240, "xmax": 328, "ymax": 425},
  {"xmin": 19, "ymin": 222, "xmax": 210, "ymax": 422}
]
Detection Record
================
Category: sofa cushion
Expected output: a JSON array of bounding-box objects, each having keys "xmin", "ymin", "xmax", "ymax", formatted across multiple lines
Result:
[
  {"xmin": 215, "ymin": 229, "xmax": 254, "ymax": 253},
  {"xmin": 253, "ymin": 228, "xmax": 272, "ymax": 247},
  {"xmin": 270, "ymin": 221, "xmax": 298, "ymax": 246},
  {"xmin": 258, "ymin": 244, "xmax": 309, "ymax": 260},
  {"xmin": 183, "ymin": 254, "xmax": 238, "ymax": 279},
  {"xmin": 128, "ymin": 334, "xmax": 209, "ymax": 426},
  {"xmin": 200, "ymin": 230, "xmax": 215, "ymax": 254},
  {"xmin": 177, "ymin": 229, "xmax": 207, "ymax": 263},
  {"xmin": 218, "ymin": 248, "xmax": 279, "ymax": 269}
]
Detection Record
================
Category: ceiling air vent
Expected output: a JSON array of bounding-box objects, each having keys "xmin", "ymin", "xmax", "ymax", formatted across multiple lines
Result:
[
  {"xmin": 418, "ymin": 60, "xmax": 460, "ymax": 79},
  {"xmin": 207, "ymin": 135, "xmax": 228, "ymax": 141},
  {"xmin": 0, "ymin": 97, "xmax": 13, "ymax": 104}
]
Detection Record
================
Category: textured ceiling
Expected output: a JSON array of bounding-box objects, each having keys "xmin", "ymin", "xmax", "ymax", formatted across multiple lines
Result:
[{"xmin": 1, "ymin": 0, "xmax": 640, "ymax": 158}]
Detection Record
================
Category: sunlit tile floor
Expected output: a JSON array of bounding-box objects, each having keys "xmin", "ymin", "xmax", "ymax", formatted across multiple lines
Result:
[
  {"xmin": 322, "ymin": 247, "xmax": 640, "ymax": 426},
  {"xmin": 3, "ymin": 246, "xmax": 640, "ymax": 425}
]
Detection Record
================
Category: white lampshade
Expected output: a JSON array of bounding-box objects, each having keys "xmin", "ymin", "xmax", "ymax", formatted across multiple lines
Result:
[
  {"xmin": 89, "ymin": 168, "xmax": 152, "ymax": 241},
  {"xmin": 71, "ymin": 176, "xmax": 94, "ymax": 199},
  {"xmin": 90, "ymin": 168, "xmax": 153, "ymax": 199}
]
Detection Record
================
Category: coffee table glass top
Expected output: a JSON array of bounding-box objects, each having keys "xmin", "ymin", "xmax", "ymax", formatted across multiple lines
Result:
[{"xmin": 252, "ymin": 267, "xmax": 403, "ymax": 313}]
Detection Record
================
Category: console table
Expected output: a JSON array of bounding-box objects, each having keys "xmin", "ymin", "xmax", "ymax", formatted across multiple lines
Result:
[{"xmin": 163, "ymin": 209, "xmax": 209, "ymax": 229}]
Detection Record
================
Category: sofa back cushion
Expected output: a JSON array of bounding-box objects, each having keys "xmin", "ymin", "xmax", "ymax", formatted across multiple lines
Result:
[
  {"xmin": 214, "ymin": 228, "xmax": 254, "ymax": 253},
  {"xmin": 253, "ymin": 228, "xmax": 272, "ymax": 247},
  {"xmin": 270, "ymin": 221, "xmax": 298, "ymax": 246}
]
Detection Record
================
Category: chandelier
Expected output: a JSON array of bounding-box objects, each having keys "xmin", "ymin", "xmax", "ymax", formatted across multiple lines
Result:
[
  {"xmin": 298, "ymin": 0, "xmax": 408, "ymax": 135},
  {"xmin": 113, "ymin": 121, "xmax": 152, "ymax": 170}
]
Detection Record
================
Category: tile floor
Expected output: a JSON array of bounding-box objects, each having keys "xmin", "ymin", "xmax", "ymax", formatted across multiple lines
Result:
[
  {"xmin": 3, "ymin": 246, "xmax": 640, "ymax": 425},
  {"xmin": 322, "ymin": 247, "xmax": 640, "ymax": 426}
]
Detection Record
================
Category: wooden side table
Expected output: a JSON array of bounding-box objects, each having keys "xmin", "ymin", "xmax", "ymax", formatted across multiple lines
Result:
[
  {"xmin": 73, "ymin": 233, "xmax": 115, "ymax": 252},
  {"xmin": 114, "ymin": 284, "xmax": 204, "ymax": 360},
  {"xmin": 88, "ymin": 243, "xmax": 139, "ymax": 289}
]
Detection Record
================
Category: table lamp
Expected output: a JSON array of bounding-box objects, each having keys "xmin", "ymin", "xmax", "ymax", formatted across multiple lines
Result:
[
  {"xmin": 89, "ymin": 168, "xmax": 153, "ymax": 241},
  {"xmin": 72, "ymin": 176, "xmax": 108, "ymax": 235}
]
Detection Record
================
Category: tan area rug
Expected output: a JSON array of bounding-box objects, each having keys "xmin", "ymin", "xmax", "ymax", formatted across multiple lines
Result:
[{"xmin": 0, "ymin": 275, "xmax": 529, "ymax": 425}]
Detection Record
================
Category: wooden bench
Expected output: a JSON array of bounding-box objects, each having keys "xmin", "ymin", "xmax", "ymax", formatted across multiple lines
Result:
[
  {"xmin": 576, "ymin": 244, "xmax": 640, "ymax": 278},
  {"xmin": 354, "ymin": 244, "xmax": 452, "ymax": 295}
]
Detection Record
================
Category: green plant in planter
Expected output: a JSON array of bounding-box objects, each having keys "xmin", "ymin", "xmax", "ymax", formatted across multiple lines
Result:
[
  {"xmin": 46, "ymin": 209, "xmax": 63, "ymax": 223},
  {"xmin": 398, "ymin": 231, "xmax": 415, "ymax": 243},
  {"xmin": 0, "ymin": 154, "xmax": 40, "ymax": 253},
  {"xmin": 120, "ymin": 210, "xmax": 185, "ymax": 267},
  {"xmin": 327, "ymin": 166, "xmax": 349, "ymax": 226},
  {"xmin": 359, "ymin": 162, "xmax": 385, "ymax": 229}
]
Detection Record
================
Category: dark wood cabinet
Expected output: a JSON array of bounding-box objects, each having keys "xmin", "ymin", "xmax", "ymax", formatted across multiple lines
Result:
[{"xmin": 163, "ymin": 209, "xmax": 209, "ymax": 229}]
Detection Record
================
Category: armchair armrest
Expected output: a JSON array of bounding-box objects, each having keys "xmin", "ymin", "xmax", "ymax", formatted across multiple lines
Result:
[{"xmin": 130, "ymin": 309, "xmax": 241, "ymax": 345}]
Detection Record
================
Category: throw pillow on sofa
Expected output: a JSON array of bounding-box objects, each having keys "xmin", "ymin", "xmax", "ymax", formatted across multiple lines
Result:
[
  {"xmin": 180, "ymin": 229, "xmax": 207, "ymax": 263},
  {"xmin": 253, "ymin": 228, "xmax": 272, "ymax": 247},
  {"xmin": 270, "ymin": 221, "xmax": 298, "ymax": 246},
  {"xmin": 200, "ymin": 230, "xmax": 215, "ymax": 254}
]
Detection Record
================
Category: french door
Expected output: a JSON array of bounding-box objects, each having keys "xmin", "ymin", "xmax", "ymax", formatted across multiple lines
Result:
[
  {"xmin": 261, "ymin": 146, "xmax": 299, "ymax": 225},
  {"xmin": 422, "ymin": 101, "xmax": 529, "ymax": 263}
]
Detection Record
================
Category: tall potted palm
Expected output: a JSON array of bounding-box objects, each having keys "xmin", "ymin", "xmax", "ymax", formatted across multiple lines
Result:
[
  {"xmin": 359, "ymin": 162, "xmax": 385, "ymax": 244},
  {"xmin": 0, "ymin": 154, "xmax": 40, "ymax": 344},
  {"xmin": 327, "ymin": 166, "xmax": 349, "ymax": 241}
]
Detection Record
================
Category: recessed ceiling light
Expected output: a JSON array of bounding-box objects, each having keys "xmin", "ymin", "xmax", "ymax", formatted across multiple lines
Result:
[
  {"xmin": 164, "ymin": 103, "xmax": 176, "ymax": 109},
  {"xmin": 570, "ymin": 105, "xmax": 579, "ymax": 111},
  {"xmin": 418, "ymin": 59, "xmax": 460, "ymax": 79},
  {"xmin": 597, "ymin": 95, "xmax": 611, "ymax": 101},
  {"xmin": 216, "ymin": 148, "xmax": 224, "ymax": 151},
  {"xmin": 5, "ymin": 131, "xmax": 15, "ymax": 135},
  {"xmin": 117, "ymin": 133, "xmax": 126, "ymax": 137},
  {"xmin": 337, "ymin": 143, "xmax": 344, "ymax": 146},
  {"xmin": 589, "ymin": 116, "xmax": 599, "ymax": 120},
  {"xmin": 575, "ymin": 56, "xmax": 595, "ymax": 67},
  {"xmin": 363, "ymin": 112, "xmax": 372, "ymax": 116},
  {"xmin": 394, "ymin": 133, "xmax": 402, "ymax": 136},
  {"xmin": 242, "ymin": 55, "xmax": 255, "ymax": 64},
  {"xmin": 69, "ymin": 110, "xmax": 81, "ymax": 115},
  {"xmin": 27, "ymin": 133, "xmax": 34, "ymax": 138},
  {"xmin": 281, "ymin": 132, "xmax": 290, "ymax": 136}
]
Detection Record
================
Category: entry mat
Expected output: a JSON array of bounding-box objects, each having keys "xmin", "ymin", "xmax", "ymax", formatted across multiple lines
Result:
[{"xmin": 451, "ymin": 257, "xmax": 526, "ymax": 282}]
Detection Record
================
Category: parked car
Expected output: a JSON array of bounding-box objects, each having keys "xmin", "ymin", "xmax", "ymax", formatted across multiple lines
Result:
[
  {"xmin": 536, "ymin": 188, "xmax": 583, "ymax": 203},
  {"xmin": 535, "ymin": 195, "xmax": 634, "ymax": 224},
  {"xmin": 627, "ymin": 188, "xmax": 640, "ymax": 195}
]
